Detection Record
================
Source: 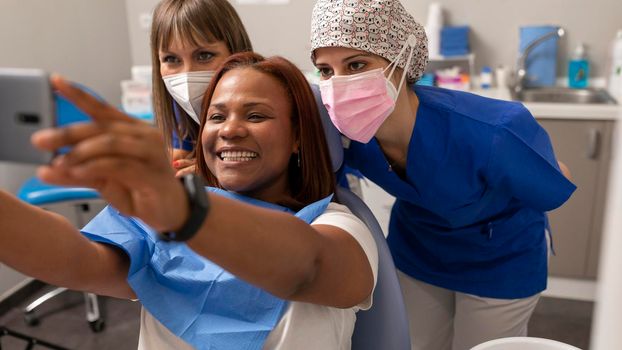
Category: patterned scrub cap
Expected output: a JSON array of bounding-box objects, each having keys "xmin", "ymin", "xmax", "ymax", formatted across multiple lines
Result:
[{"xmin": 311, "ymin": 0, "xmax": 429, "ymax": 83}]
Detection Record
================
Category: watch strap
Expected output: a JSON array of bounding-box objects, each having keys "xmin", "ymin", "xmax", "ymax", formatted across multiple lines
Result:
[{"xmin": 161, "ymin": 173, "xmax": 209, "ymax": 242}]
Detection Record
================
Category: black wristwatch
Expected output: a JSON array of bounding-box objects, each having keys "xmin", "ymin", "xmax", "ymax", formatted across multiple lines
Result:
[{"xmin": 160, "ymin": 173, "xmax": 210, "ymax": 242}]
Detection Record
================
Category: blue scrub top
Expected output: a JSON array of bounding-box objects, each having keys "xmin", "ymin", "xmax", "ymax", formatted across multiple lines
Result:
[
  {"xmin": 172, "ymin": 132, "xmax": 194, "ymax": 151},
  {"xmin": 171, "ymin": 102, "xmax": 195, "ymax": 151},
  {"xmin": 344, "ymin": 85, "xmax": 576, "ymax": 299}
]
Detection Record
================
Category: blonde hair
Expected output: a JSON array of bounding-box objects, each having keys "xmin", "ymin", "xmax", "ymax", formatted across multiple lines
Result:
[{"xmin": 150, "ymin": 0, "xmax": 253, "ymax": 151}]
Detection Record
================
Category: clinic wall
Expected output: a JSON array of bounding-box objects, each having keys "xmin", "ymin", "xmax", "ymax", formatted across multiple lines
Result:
[
  {"xmin": 0, "ymin": 0, "xmax": 133, "ymax": 291},
  {"xmin": 0, "ymin": 0, "xmax": 133, "ymax": 192},
  {"xmin": 0, "ymin": 0, "xmax": 132, "ymax": 105},
  {"xmin": 126, "ymin": 0, "xmax": 621, "ymax": 79},
  {"xmin": 126, "ymin": 0, "xmax": 158, "ymax": 67},
  {"xmin": 403, "ymin": 0, "xmax": 621, "ymax": 78}
]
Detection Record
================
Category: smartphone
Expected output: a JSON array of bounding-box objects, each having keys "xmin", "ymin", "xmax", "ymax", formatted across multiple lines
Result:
[{"xmin": 0, "ymin": 68, "xmax": 56, "ymax": 164}]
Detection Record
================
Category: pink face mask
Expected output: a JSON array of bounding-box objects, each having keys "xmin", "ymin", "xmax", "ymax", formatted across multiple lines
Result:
[
  {"xmin": 319, "ymin": 68, "xmax": 398, "ymax": 143},
  {"xmin": 318, "ymin": 37, "xmax": 417, "ymax": 144}
]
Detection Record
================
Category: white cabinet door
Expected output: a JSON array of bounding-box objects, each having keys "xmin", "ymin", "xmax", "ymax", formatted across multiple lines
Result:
[{"xmin": 539, "ymin": 119, "xmax": 612, "ymax": 279}]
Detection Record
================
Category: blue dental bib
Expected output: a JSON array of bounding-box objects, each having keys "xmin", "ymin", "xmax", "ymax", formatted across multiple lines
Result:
[{"xmin": 81, "ymin": 187, "xmax": 333, "ymax": 350}]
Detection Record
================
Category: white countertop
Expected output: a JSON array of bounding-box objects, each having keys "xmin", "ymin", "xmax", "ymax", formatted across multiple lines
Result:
[{"xmin": 471, "ymin": 88, "xmax": 621, "ymax": 120}]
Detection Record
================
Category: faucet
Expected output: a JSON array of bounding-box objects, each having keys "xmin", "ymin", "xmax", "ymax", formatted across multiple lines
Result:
[{"xmin": 513, "ymin": 27, "xmax": 565, "ymax": 95}]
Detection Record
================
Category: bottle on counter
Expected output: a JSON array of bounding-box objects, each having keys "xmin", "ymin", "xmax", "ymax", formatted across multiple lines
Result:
[
  {"xmin": 480, "ymin": 66, "xmax": 493, "ymax": 89},
  {"xmin": 568, "ymin": 43, "xmax": 589, "ymax": 89},
  {"xmin": 607, "ymin": 30, "xmax": 622, "ymax": 101},
  {"xmin": 495, "ymin": 65, "xmax": 509, "ymax": 89}
]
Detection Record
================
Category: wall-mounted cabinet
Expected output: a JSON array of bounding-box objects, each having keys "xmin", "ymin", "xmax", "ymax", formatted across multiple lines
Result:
[{"xmin": 539, "ymin": 118, "xmax": 614, "ymax": 280}]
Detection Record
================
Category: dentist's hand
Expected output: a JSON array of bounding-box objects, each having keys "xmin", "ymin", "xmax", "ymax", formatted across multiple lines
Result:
[
  {"xmin": 32, "ymin": 75, "xmax": 189, "ymax": 232},
  {"xmin": 173, "ymin": 158, "xmax": 197, "ymax": 177},
  {"xmin": 171, "ymin": 147, "xmax": 197, "ymax": 177}
]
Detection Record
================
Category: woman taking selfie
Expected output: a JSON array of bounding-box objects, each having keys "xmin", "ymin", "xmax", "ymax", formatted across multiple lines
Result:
[{"xmin": 0, "ymin": 53, "xmax": 377, "ymax": 350}]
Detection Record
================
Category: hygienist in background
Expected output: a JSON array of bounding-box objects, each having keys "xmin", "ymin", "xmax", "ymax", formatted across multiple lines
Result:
[
  {"xmin": 150, "ymin": 0, "xmax": 252, "ymax": 176},
  {"xmin": 309, "ymin": 0, "xmax": 576, "ymax": 349}
]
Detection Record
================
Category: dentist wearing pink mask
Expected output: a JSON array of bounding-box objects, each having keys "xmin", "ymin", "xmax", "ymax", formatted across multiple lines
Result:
[{"xmin": 310, "ymin": 1, "xmax": 575, "ymax": 349}]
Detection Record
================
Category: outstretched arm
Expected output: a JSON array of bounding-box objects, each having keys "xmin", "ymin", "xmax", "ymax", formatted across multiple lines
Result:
[
  {"xmin": 33, "ymin": 76, "xmax": 374, "ymax": 308},
  {"xmin": 0, "ymin": 191, "xmax": 134, "ymax": 299},
  {"xmin": 187, "ymin": 198, "xmax": 375, "ymax": 308}
]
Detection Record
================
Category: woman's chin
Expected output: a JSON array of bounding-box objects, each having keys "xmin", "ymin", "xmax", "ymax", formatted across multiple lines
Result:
[{"xmin": 217, "ymin": 177, "xmax": 254, "ymax": 193}]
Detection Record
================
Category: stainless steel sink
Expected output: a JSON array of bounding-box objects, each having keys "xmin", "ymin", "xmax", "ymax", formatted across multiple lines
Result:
[{"xmin": 512, "ymin": 87, "xmax": 618, "ymax": 105}]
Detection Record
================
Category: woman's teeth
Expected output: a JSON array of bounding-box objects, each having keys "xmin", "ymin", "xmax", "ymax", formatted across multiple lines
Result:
[{"xmin": 219, "ymin": 151, "xmax": 258, "ymax": 162}]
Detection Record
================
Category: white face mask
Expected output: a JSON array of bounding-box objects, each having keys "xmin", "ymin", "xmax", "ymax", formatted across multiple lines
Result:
[{"xmin": 162, "ymin": 70, "xmax": 215, "ymax": 124}]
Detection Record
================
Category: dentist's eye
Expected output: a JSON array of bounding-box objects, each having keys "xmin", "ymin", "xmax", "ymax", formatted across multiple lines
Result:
[
  {"xmin": 317, "ymin": 67, "xmax": 334, "ymax": 78},
  {"xmin": 348, "ymin": 62, "xmax": 366, "ymax": 71}
]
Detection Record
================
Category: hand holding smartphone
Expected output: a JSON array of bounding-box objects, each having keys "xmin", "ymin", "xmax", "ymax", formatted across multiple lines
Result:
[{"xmin": 6, "ymin": 72, "xmax": 186, "ymax": 232}]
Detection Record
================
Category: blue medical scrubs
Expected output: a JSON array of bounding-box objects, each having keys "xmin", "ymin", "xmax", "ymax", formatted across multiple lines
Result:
[
  {"xmin": 344, "ymin": 85, "xmax": 576, "ymax": 299},
  {"xmin": 171, "ymin": 131, "xmax": 194, "ymax": 151},
  {"xmin": 171, "ymin": 103, "xmax": 195, "ymax": 151}
]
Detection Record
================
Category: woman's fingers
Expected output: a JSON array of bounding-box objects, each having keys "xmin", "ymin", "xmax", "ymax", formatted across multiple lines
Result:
[
  {"xmin": 173, "ymin": 158, "xmax": 197, "ymax": 177},
  {"xmin": 32, "ymin": 121, "xmax": 163, "ymax": 162},
  {"xmin": 32, "ymin": 122, "xmax": 101, "ymax": 151},
  {"xmin": 172, "ymin": 148, "xmax": 191, "ymax": 162},
  {"xmin": 38, "ymin": 165, "xmax": 136, "ymax": 216},
  {"xmin": 63, "ymin": 157, "xmax": 168, "ymax": 189},
  {"xmin": 37, "ymin": 165, "xmax": 102, "ymax": 189},
  {"xmin": 59, "ymin": 128, "xmax": 167, "ymax": 169},
  {"xmin": 173, "ymin": 158, "xmax": 195, "ymax": 169},
  {"xmin": 55, "ymin": 157, "xmax": 181, "ymax": 229},
  {"xmin": 50, "ymin": 75, "xmax": 136, "ymax": 124},
  {"xmin": 175, "ymin": 164, "xmax": 197, "ymax": 178}
]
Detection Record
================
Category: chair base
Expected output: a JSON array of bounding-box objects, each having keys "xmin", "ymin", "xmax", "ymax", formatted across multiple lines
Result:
[
  {"xmin": 0, "ymin": 326, "xmax": 70, "ymax": 350},
  {"xmin": 22, "ymin": 287, "xmax": 105, "ymax": 333}
]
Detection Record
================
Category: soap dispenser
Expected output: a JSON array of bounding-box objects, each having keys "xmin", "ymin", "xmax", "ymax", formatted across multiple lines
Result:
[{"xmin": 568, "ymin": 43, "xmax": 589, "ymax": 88}]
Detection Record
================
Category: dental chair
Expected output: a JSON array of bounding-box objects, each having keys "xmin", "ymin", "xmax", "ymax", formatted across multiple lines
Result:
[
  {"xmin": 17, "ymin": 91, "xmax": 106, "ymax": 332},
  {"xmin": 313, "ymin": 85, "xmax": 411, "ymax": 350}
]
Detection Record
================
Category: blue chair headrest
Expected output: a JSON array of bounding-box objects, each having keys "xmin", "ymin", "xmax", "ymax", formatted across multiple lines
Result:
[
  {"xmin": 54, "ymin": 83, "xmax": 103, "ymax": 126},
  {"xmin": 311, "ymin": 84, "xmax": 343, "ymax": 173},
  {"xmin": 18, "ymin": 85, "xmax": 104, "ymax": 204},
  {"xmin": 18, "ymin": 177, "xmax": 100, "ymax": 205}
]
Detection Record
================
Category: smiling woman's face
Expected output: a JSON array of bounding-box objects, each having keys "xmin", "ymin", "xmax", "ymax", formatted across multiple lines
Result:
[{"xmin": 201, "ymin": 68, "xmax": 298, "ymax": 201}]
